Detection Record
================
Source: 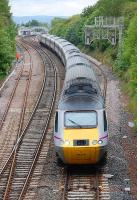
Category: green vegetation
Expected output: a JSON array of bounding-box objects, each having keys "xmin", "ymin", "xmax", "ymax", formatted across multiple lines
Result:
[
  {"xmin": 0, "ymin": 0, "xmax": 16, "ymax": 78},
  {"xmin": 50, "ymin": 0, "xmax": 137, "ymax": 130},
  {"xmin": 23, "ymin": 19, "xmax": 49, "ymax": 29},
  {"xmin": 50, "ymin": 16, "xmax": 83, "ymax": 46}
]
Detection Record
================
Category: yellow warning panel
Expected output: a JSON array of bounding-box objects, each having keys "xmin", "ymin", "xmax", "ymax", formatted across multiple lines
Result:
[
  {"xmin": 63, "ymin": 128, "xmax": 100, "ymax": 164},
  {"xmin": 63, "ymin": 128, "xmax": 99, "ymax": 146},
  {"xmin": 63, "ymin": 147, "xmax": 100, "ymax": 164}
]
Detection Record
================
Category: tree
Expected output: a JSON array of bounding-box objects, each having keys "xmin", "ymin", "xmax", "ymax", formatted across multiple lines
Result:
[
  {"xmin": 0, "ymin": 0, "xmax": 16, "ymax": 75},
  {"xmin": 122, "ymin": 14, "xmax": 137, "ymax": 68},
  {"xmin": 26, "ymin": 20, "xmax": 39, "ymax": 27},
  {"xmin": 81, "ymin": 6, "xmax": 94, "ymax": 17},
  {"xmin": 95, "ymin": 0, "xmax": 125, "ymax": 16},
  {"xmin": 50, "ymin": 18, "xmax": 67, "ymax": 36},
  {"xmin": 0, "ymin": 29, "xmax": 14, "ymax": 73}
]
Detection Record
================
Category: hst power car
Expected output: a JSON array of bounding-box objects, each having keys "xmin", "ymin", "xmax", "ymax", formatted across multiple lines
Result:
[{"xmin": 40, "ymin": 34, "xmax": 108, "ymax": 164}]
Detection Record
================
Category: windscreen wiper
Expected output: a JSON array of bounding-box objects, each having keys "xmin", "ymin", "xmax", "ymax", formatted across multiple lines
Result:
[{"xmin": 68, "ymin": 119, "xmax": 82, "ymax": 128}]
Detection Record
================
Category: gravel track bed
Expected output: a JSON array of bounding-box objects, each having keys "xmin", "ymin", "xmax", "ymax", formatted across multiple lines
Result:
[
  {"xmin": 0, "ymin": 40, "xmax": 47, "ymax": 199},
  {"xmin": 4, "ymin": 50, "xmax": 56, "ymax": 199},
  {"xmin": 25, "ymin": 45, "xmax": 66, "ymax": 200},
  {"xmin": 0, "ymin": 62, "xmax": 22, "ymax": 119},
  {"xmin": 0, "ymin": 39, "xmax": 64, "ymax": 199},
  {"xmin": 36, "ymin": 140, "xmax": 64, "ymax": 200},
  {"xmin": 100, "ymin": 64, "xmax": 134, "ymax": 200},
  {"xmin": 18, "ymin": 41, "xmax": 45, "ymax": 131}
]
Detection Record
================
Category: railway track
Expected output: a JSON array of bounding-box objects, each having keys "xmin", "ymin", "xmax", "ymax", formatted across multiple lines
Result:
[
  {"xmin": 0, "ymin": 38, "xmax": 58, "ymax": 199},
  {"xmin": 15, "ymin": 40, "xmax": 33, "ymax": 136},
  {"xmin": 21, "ymin": 38, "xmax": 64, "ymax": 199},
  {"xmin": 0, "ymin": 41, "xmax": 35, "ymax": 200},
  {"xmin": 0, "ymin": 41, "xmax": 34, "ymax": 173},
  {"xmin": 62, "ymin": 167, "xmax": 110, "ymax": 200}
]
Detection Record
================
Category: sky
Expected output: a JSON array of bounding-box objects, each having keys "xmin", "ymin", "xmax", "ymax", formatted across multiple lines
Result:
[{"xmin": 10, "ymin": 0, "xmax": 98, "ymax": 16}]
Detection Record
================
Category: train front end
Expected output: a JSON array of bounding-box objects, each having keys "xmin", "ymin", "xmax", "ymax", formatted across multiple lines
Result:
[{"xmin": 54, "ymin": 96, "xmax": 108, "ymax": 164}]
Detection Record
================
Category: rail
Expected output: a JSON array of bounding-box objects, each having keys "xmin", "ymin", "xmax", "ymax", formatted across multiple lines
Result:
[
  {"xmin": 0, "ymin": 38, "xmax": 57, "ymax": 199},
  {"xmin": 62, "ymin": 166, "xmax": 110, "ymax": 200}
]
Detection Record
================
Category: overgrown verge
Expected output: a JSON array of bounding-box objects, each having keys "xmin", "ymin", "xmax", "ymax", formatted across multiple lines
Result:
[{"xmin": 0, "ymin": 0, "xmax": 16, "ymax": 79}]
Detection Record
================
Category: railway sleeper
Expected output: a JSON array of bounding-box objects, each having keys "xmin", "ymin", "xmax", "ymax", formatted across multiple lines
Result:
[
  {"xmin": 16, "ymin": 160, "xmax": 33, "ymax": 163},
  {"xmin": 18, "ymin": 148, "xmax": 38, "ymax": 152},
  {"xmin": 22, "ymin": 138, "xmax": 41, "ymax": 141},
  {"xmin": 17, "ymin": 151, "xmax": 36, "ymax": 155},
  {"xmin": 13, "ymin": 173, "xmax": 29, "ymax": 177},
  {"xmin": 15, "ymin": 169, "xmax": 30, "ymax": 173},
  {"xmin": 15, "ymin": 165, "xmax": 30, "ymax": 169}
]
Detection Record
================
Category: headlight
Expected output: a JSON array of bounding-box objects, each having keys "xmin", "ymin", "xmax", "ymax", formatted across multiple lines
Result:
[
  {"xmin": 98, "ymin": 140, "xmax": 103, "ymax": 144},
  {"xmin": 92, "ymin": 140, "xmax": 98, "ymax": 145},
  {"xmin": 64, "ymin": 140, "xmax": 70, "ymax": 145},
  {"xmin": 60, "ymin": 141, "xmax": 64, "ymax": 145}
]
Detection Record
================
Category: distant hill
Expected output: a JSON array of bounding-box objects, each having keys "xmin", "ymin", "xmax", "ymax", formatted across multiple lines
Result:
[{"xmin": 13, "ymin": 15, "xmax": 68, "ymax": 25}]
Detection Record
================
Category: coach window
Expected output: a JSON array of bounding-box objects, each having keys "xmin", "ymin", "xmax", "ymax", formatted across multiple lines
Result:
[
  {"xmin": 103, "ymin": 111, "xmax": 107, "ymax": 131},
  {"xmin": 55, "ymin": 112, "xmax": 58, "ymax": 132}
]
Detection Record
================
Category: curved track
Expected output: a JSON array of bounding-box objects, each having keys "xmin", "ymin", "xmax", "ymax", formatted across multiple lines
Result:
[
  {"xmin": 0, "ymin": 38, "xmax": 58, "ymax": 199},
  {"xmin": 0, "ymin": 41, "xmax": 34, "ymax": 173},
  {"xmin": 0, "ymin": 36, "xmax": 108, "ymax": 200},
  {"xmin": 22, "ymin": 37, "xmax": 65, "ymax": 200}
]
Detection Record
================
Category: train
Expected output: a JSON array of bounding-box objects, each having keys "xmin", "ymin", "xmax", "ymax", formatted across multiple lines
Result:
[{"xmin": 39, "ymin": 34, "xmax": 108, "ymax": 164}]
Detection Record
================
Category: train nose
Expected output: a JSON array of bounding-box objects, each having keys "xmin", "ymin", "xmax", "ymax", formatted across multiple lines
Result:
[
  {"xmin": 63, "ymin": 146, "xmax": 100, "ymax": 164},
  {"xmin": 62, "ymin": 128, "xmax": 100, "ymax": 164}
]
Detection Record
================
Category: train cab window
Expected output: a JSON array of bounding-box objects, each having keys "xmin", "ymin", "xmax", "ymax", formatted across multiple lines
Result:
[
  {"xmin": 64, "ymin": 111, "xmax": 97, "ymax": 128},
  {"xmin": 55, "ymin": 112, "xmax": 58, "ymax": 132},
  {"xmin": 103, "ymin": 111, "xmax": 107, "ymax": 131}
]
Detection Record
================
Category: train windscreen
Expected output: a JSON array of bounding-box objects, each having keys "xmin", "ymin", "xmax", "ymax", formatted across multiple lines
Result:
[{"xmin": 64, "ymin": 111, "xmax": 97, "ymax": 128}]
